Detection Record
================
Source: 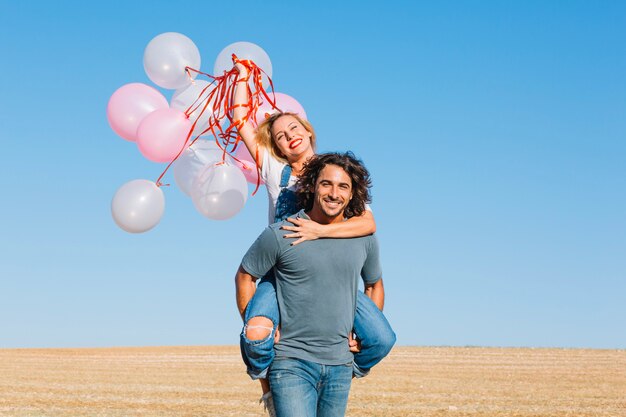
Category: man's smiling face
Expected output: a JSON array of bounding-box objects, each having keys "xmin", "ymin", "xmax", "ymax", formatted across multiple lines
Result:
[{"xmin": 312, "ymin": 164, "xmax": 353, "ymax": 221}]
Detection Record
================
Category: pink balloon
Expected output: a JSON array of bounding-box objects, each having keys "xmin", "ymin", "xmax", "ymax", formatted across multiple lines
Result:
[
  {"xmin": 234, "ymin": 145, "xmax": 264, "ymax": 185},
  {"xmin": 254, "ymin": 92, "xmax": 307, "ymax": 127},
  {"xmin": 136, "ymin": 108, "xmax": 192, "ymax": 163},
  {"xmin": 107, "ymin": 83, "xmax": 169, "ymax": 142}
]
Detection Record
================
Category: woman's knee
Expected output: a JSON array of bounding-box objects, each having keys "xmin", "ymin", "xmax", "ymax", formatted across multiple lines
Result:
[
  {"xmin": 245, "ymin": 316, "xmax": 275, "ymax": 341},
  {"xmin": 381, "ymin": 328, "xmax": 397, "ymax": 354},
  {"xmin": 360, "ymin": 325, "xmax": 396, "ymax": 355}
]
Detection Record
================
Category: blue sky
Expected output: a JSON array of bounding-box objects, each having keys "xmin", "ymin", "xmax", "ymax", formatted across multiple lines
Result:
[{"xmin": 0, "ymin": 1, "xmax": 624, "ymax": 349}]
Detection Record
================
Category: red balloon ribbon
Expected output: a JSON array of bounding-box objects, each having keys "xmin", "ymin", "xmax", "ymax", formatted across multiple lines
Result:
[{"xmin": 154, "ymin": 54, "xmax": 280, "ymax": 196}]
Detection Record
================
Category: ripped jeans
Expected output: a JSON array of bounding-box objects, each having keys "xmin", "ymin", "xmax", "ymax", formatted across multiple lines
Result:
[{"xmin": 239, "ymin": 273, "xmax": 396, "ymax": 379}]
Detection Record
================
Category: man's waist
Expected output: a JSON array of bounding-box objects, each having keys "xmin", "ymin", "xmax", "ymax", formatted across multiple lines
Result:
[{"xmin": 274, "ymin": 341, "xmax": 353, "ymax": 365}]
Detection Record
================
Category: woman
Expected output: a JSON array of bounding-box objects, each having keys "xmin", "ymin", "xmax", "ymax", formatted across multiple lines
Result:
[{"xmin": 233, "ymin": 62, "xmax": 396, "ymax": 413}]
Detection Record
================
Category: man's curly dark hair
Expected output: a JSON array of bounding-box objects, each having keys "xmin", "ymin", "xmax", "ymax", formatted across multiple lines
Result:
[{"xmin": 295, "ymin": 152, "xmax": 372, "ymax": 219}]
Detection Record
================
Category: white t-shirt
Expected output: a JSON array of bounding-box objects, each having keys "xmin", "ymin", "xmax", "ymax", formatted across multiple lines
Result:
[{"xmin": 261, "ymin": 150, "xmax": 298, "ymax": 225}]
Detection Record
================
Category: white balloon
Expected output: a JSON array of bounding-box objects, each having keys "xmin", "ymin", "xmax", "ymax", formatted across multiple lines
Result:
[
  {"xmin": 144, "ymin": 32, "xmax": 201, "ymax": 90},
  {"xmin": 191, "ymin": 163, "xmax": 248, "ymax": 220},
  {"xmin": 111, "ymin": 180, "xmax": 165, "ymax": 233},
  {"xmin": 214, "ymin": 41, "xmax": 272, "ymax": 88},
  {"xmin": 171, "ymin": 80, "xmax": 217, "ymax": 138},
  {"xmin": 173, "ymin": 139, "xmax": 227, "ymax": 196}
]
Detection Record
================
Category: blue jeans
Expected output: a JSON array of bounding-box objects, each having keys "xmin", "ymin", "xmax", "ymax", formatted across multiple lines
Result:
[
  {"xmin": 269, "ymin": 357, "xmax": 352, "ymax": 417},
  {"xmin": 240, "ymin": 275, "xmax": 396, "ymax": 379}
]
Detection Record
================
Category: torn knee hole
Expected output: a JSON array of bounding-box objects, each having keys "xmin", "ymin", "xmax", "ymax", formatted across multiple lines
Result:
[{"xmin": 245, "ymin": 317, "xmax": 274, "ymax": 341}]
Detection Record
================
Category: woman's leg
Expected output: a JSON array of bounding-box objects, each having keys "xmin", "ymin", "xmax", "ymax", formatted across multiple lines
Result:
[
  {"xmin": 240, "ymin": 274, "xmax": 280, "ymax": 382},
  {"xmin": 352, "ymin": 291, "xmax": 396, "ymax": 377}
]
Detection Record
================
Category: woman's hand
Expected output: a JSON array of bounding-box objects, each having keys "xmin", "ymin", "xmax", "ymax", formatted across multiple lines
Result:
[
  {"xmin": 233, "ymin": 60, "xmax": 249, "ymax": 78},
  {"xmin": 281, "ymin": 216, "xmax": 326, "ymax": 246},
  {"xmin": 348, "ymin": 332, "xmax": 362, "ymax": 353}
]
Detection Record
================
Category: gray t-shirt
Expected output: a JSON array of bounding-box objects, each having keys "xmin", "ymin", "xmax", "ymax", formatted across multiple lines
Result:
[{"xmin": 241, "ymin": 210, "xmax": 382, "ymax": 365}]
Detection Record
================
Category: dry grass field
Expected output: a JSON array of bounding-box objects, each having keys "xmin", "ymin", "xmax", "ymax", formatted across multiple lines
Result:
[{"xmin": 0, "ymin": 346, "xmax": 624, "ymax": 417}]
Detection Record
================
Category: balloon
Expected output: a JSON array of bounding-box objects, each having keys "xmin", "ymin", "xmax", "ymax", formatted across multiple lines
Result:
[
  {"xmin": 136, "ymin": 108, "xmax": 192, "ymax": 163},
  {"xmin": 144, "ymin": 32, "xmax": 201, "ymax": 89},
  {"xmin": 171, "ymin": 80, "xmax": 217, "ymax": 138},
  {"xmin": 234, "ymin": 145, "xmax": 263, "ymax": 185},
  {"xmin": 254, "ymin": 92, "xmax": 307, "ymax": 126},
  {"xmin": 191, "ymin": 163, "xmax": 248, "ymax": 220},
  {"xmin": 111, "ymin": 179, "xmax": 165, "ymax": 233},
  {"xmin": 173, "ymin": 139, "xmax": 227, "ymax": 196},
  {"xmin": 106, "ymin": 83, "xmax": 168, "ymax": 142},
  {"xmin": 214, "ymin": 41, "xmax": 272, "ymax": 88}
]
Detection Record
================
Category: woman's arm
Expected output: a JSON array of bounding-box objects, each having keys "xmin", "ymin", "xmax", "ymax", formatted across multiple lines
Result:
[
  {"xmin": 282, "ymin": 209, "xmax": 376, "ymax": 246},
  {"xmin": 233, "ymin": 62, "xmax": 264, "ymax": 167}
]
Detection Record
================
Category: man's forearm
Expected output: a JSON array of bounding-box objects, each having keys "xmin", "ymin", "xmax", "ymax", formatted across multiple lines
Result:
[
  {"xmin": 235, "ymin": 265, "xmax": 257, "ymax": 320},
  {"xmin": 364, "ymin": 278, "xmax": 385, "ymax": 311}
]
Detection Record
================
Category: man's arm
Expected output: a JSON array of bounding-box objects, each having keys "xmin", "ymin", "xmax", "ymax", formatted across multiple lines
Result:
[
  {"xmin": 364, "ymin": 278, "xmax": 385, "ymax": 311},
  {"xmin": 235, "ymin": 227, "xmax": 281, "ymax": 320},
  {"xmin": 349, "ymin": 278, "xmax": 385, "ymax": 353},
  {"xmin": 235, "ymin": 264, "xmax": 258, "ymax": 320}
]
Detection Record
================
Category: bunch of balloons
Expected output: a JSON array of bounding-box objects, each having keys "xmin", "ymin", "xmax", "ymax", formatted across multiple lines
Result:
[{"xmin": 107, "ymin": 33, "xmax": 308, "ymax": 233}]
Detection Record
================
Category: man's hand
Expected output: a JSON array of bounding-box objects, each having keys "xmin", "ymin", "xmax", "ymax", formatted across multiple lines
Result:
[
  {"xmin": 348, "ymin": 332, "xmax": 362, "ymax": 353},
  {"xmin": 281, "ymin": 216, "xmax": 325, "ymax": 246}
]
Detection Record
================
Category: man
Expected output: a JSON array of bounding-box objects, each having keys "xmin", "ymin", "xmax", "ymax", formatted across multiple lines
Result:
[{"xmin": 235, "ymin": 152, "xmax": 387, "ymax": 417}]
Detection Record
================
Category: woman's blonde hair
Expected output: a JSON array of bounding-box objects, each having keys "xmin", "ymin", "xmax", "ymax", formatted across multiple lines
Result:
[{"xmin": 255, "ymin": 112, "xmax": 316, "ymax": 163}]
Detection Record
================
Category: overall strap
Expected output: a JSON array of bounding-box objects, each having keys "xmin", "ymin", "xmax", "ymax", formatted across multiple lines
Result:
[
  {"xmin": 274, "ymin": 164, "xmax": 296, "ymax": 223},
  {"xmin": 279, "ymin": 164, "xmax": 292, "ymax": 188}
]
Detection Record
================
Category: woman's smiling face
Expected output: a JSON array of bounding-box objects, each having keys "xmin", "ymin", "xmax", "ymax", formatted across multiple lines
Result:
[{"xmin": 270, "ymin": 115, "xmax": 313, "ymax": 161}]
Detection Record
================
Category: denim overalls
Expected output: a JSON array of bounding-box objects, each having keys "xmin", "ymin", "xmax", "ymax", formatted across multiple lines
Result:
[{"xmin": 274, "ymin": 165, "xmax": 297, "ymax": 223}]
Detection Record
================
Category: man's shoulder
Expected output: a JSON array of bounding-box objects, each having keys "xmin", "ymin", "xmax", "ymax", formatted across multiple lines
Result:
[
  {"xmin": 266, "ymin": 221, "xmax": 285, "ymax": 234},
  {"xmin": 257, "ymin": 221, "xmax": 290, "ymax": 246},
  {"xmin": 342, "ymin": 232, "xmax": 379, "ymax": 256},
  {"xmin": 267, "ymin": 210, "xmax": 307, "ymax": 232}
]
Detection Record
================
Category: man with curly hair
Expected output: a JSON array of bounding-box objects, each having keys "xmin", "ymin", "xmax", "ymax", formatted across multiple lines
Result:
[{"xmin": 235, "ymin": 152, "xmax": 390, "ymax": 417}]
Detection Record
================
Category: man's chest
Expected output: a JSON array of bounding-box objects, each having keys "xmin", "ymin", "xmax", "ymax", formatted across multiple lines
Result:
[{"xmin": 276, "ymin": 238, "xmax": 369, "ymax": 283}]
